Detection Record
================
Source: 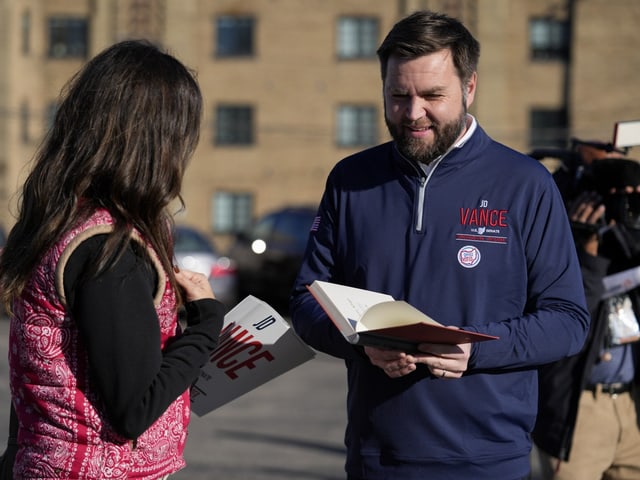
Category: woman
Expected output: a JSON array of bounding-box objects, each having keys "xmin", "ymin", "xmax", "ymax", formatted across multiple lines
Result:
[{"xmin": 0, "ymin": 40, "xmax": 224, "ymax": 479}]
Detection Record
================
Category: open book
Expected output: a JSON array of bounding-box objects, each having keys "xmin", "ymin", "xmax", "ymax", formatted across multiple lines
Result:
[
  {"xmin": 190, "ymin": 295, "xmax": 316, "ymax": 416},
  {"xmin": 307, "ymin": 280, "xmax": 498, "ymax": 351}
]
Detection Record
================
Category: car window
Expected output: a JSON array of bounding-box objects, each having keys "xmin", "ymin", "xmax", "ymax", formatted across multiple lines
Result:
[
  {"xmin": 251, "ymin": 214, "xmax": 278, "ymax": 240},
  {"xmin": 174, "ymin": 228, "xmax": 216, "ymax": 254},
  {"xmin": 272, "ymin": 211, "xmax": 315, "ymax": 250}
]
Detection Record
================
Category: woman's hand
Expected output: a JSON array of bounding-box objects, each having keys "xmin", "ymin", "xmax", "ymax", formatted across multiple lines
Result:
[{"xmin": 174, "ymin": 268, "xmax": 215, "ymax": 302}]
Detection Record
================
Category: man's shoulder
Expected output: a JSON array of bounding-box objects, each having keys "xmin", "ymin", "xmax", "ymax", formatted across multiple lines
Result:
[
  {"xmin": 340, "ymin": 141, "xmax": 394, "ymax": 164},
  {"xmin": 480, "ymin": 138, "xmax": 553, "ymax": 178},
  {"xmin": 329, "ymin": 142, "xmax": 396, "ymax": 177},
  {"xmin": 464, "ymin": 125, "xmax": 543, "ymax": 170}
]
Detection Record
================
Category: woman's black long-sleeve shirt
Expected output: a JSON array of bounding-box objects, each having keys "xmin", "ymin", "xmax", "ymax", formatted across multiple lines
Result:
[{"xmin": 62, "ymin": 234, "xmax": 224, "ymax": 439}]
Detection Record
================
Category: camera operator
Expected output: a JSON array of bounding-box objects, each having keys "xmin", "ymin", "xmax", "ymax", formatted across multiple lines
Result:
[
  {"xmin": 533, "ymin": 157, "xmax": 640, "ymax": 479},
  {"xmin": 549, "ymin": 139, "xmax": 627, "ymax": 205}
]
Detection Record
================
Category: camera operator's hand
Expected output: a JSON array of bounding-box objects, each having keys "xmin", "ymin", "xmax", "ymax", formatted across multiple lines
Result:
[{"xmin": 568, "ymin": 191, "xmax": 606, "ymax": 256}]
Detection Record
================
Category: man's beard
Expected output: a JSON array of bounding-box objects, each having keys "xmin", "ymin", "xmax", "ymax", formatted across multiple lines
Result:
[{"xmin": 386, "ymin": 108, "xmax": 467, "ymax": 165}]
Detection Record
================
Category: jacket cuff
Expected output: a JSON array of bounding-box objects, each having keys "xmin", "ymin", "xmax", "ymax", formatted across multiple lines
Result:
[{"xmin": 184, "ymin": 298, "xmax": 226, "ymax": 327}]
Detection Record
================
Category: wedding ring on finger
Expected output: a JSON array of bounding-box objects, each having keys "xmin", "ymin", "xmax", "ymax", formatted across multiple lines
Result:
[{"xmin": 441, "ymin": 370, "xmax": 446, "ymax": 378}]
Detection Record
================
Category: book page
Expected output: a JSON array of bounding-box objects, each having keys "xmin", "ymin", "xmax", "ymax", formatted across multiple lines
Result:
[
  {"xmin": 341, "ymin": 296, "xmax": 391, "ymax": 328},
  {"xmin": 309, "ymin": 281, "xmax": 394, "ymax": 330},
  {"xmin": 356, "ymin": 300, "xmax": 442, "ymax": 332}
]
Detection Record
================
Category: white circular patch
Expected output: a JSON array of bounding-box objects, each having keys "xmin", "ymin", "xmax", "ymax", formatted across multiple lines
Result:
[{"xmin": 457, "ymin": 245, "xmax": 481, "ymax": 268}]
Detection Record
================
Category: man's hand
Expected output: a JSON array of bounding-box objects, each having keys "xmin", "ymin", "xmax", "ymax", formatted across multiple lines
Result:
[
  {"xmin": 414, "ymin": 342, "xmax": 471, "ymax": 379},
  {"xmin": 364, "ymin": 346, "xmax": 417, "ymax": 378},
  {"xmin": 364, "ymin": 341, "xmax": 471, "ymax": 379}
]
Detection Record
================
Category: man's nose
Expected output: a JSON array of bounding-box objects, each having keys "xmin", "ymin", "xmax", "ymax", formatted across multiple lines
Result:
[{"xmin": 405, "ymin": 96, "xmax": 425, "ymax": 122}]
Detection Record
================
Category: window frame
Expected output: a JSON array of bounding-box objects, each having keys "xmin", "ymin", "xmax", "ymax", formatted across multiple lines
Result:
[
  {"xmin": 214, "ymin": 104, "xmax": 255, "ymax": 146},
  {"xmin": 335, "ymin": 104, "xmax": 378, "ymax": 147},
  {"xmin": 336, "ymin": 16, "xmax": 379, "ymax": 60},
  {"xmin": 215, "ymin": 15, "xmax": 255, "ymax": 58},
  {"xmin": 21, "ymin": 9, "xmax": 31, "ymax": 55},
  {"xmin": 44, "ymin": 101, "xmax": 58, "ymax": 134},
  {"xmin": 47, "ymin": 16, "xmax": 88, "ymax": 59},
  {"xmin": 211, "ymin": 191, "xmax": 254, "ymax": 234},
  {"xmin": 529, "ymin": 108, "xmax": 568, "ymax": 148},
  {"xmin": 529, "ymin": 17, "xmax": 570, "ymax": 61}
]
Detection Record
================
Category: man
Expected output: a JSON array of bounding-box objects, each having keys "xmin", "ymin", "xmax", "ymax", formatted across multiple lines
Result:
[
  {"xmin": 533, "ymin": 158, "xmax": 640, "ymax": 479},
  {"xmin": 290, "ymin": 10, "xmax": 589, "ymax": 480}
]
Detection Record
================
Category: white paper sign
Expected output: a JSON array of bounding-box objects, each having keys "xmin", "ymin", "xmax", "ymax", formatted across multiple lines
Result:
[
  {"xmin": 190, "ymin": 295, "xmax": 316, "ymax": 416},
  {"xmin": 602, "ymin": 265, "xmax": 640, "ymax": 299}
]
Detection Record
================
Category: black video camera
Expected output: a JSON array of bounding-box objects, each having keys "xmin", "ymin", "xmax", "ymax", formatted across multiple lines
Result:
[{"xmin": 530, "ymin": 121, "xmax": 640, "ymax": 266}]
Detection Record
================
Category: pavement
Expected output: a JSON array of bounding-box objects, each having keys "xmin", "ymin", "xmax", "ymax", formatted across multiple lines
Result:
[{"xmin": 0, "ymin": 319, "xmax": 545, "ymax": 479}]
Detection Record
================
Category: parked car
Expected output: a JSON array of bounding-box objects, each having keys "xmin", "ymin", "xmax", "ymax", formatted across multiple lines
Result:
[
  {"xmin": 173, "ymin": 225, "xmax": 238, "ymax": 309},
  {"xmin": 228, "ymin": 206, "xmax": 317, "ymax": 313}
]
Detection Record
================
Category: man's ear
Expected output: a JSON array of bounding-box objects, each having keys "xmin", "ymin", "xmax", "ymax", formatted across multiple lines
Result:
[{"xmin": 465, "ymin": 71, "xmax": 477, "ymax": 109}]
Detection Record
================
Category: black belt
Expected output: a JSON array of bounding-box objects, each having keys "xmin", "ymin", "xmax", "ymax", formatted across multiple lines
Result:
[{"xmin": 585, "ymin": 382, "xmax": 632, "ymax": 395}]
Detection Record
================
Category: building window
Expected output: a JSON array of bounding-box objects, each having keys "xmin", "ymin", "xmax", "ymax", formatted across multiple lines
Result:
[
  {"xmin": 530, "ymin": 108, "xmax": 568, "ymax": 148},
  {"xmin": 21, "ymin": 10, "xmax": 31, "ymax": 55},
  {"xmin": 337, "ymin": 16, "xmax": 379, "ymax": 59},
  {"xmin": 20, "ymin": 102, "xmax": 29, "ymax": 144},
  {"xmin": 529, "ymin": 17, "xmax": 569, "ymax": 61},
  {"xmin": 45, "ymin": 102, "xmax": 58, "ymax": 133},
  {"xmin": 212, "ymin": 191, "xmax": 253, "ymax": 233},
  {"xmin": 216, "ymin": 16, "xmax": 254, "ymax": 57},
  {"xmin": 336, "ymin": 105, "xmax": 377, "ymax": 147},
  {"xmin": 215, "ymin": 105, "xmax": 254, "ymax": 146},
  {"xmin": 47, "ymin": 17, "xmax": 88, "ymax": 58}
]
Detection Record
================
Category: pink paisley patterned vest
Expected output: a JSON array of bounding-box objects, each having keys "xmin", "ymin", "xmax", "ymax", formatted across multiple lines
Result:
[{"xmin": 9, "ymin": 210, "xmax": 190, "ymax": 479}]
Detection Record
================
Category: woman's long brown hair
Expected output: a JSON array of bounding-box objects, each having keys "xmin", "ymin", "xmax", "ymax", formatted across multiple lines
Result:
[{"xmin": 0, "ymin": 40, "xmax": 203, "ymax": 311}]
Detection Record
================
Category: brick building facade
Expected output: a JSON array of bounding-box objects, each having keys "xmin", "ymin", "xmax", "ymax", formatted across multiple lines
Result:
[{"xmin": 0, "ymin": 0, "xmax": 637, "ymax": 246}]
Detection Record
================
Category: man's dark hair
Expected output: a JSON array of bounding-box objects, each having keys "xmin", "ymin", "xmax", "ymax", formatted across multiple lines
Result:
[{"xmin": 377, "ymin": 10, "xmax": 480, "ymax": 86}]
